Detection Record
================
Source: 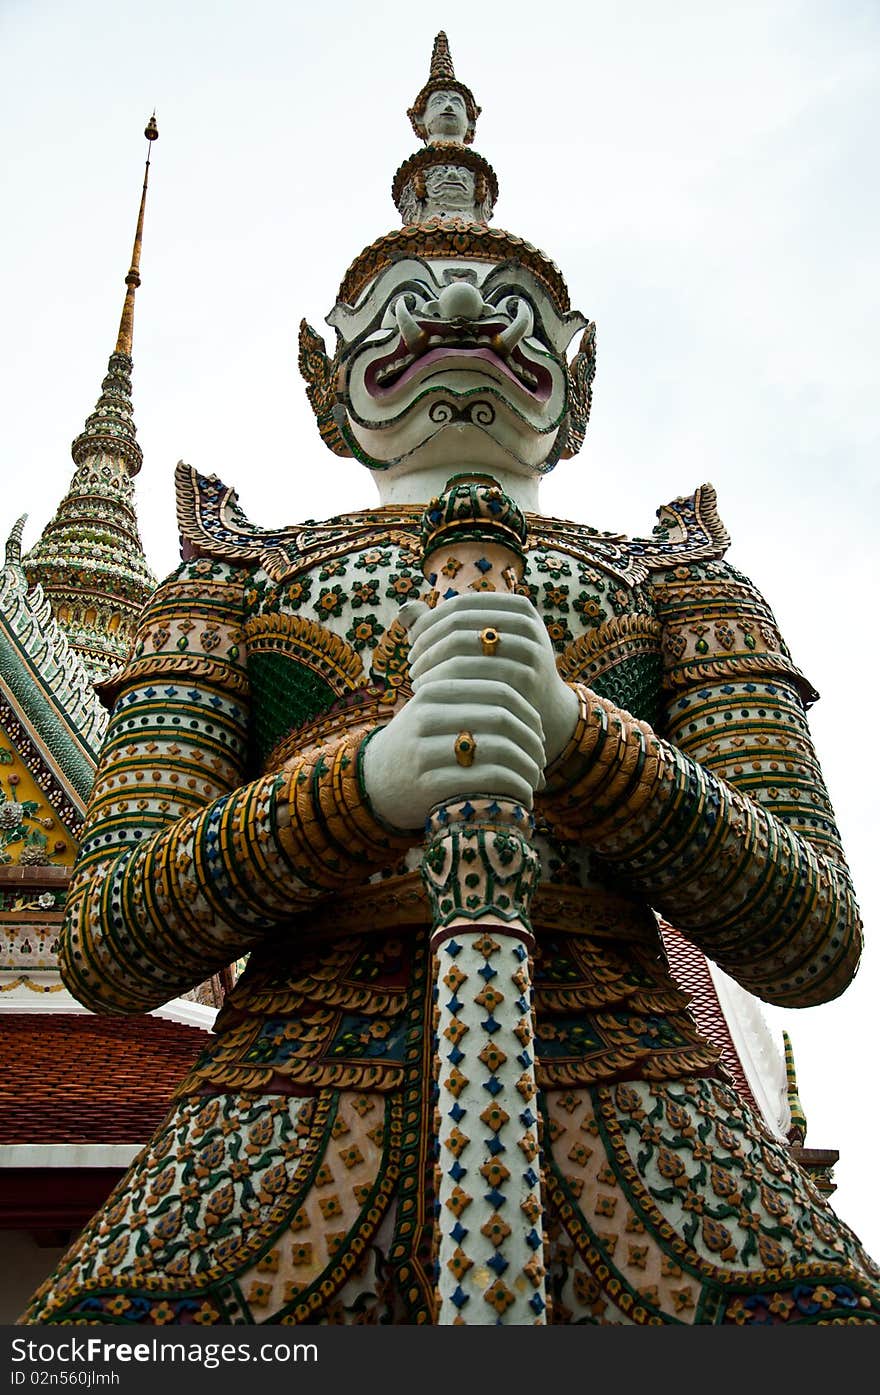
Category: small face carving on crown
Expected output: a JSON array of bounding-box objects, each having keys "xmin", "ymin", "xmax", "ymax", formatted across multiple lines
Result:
[
  {"xmin": 424, "ymin": 165, "xmax": 474, "ymax": 210},
  {"xmin": 398, "ymin": 165, "xmax": 492, "ymax": 225},
  {"xmin": 424, "ymin": 89, "xmax": 470, "ymax": 143},
  {"xmin": 325, "ymin": 256, "xmax": 591, "ymax": 480}
]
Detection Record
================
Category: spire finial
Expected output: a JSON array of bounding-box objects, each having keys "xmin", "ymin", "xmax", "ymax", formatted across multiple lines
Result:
[
  {"xmin": 429, "ymin": 31, "xmax": 455, "ymax": 82},
  {"xmin": 115, "ymin": 114, "xmax": 159, "ymax": 357},
  {"xmin": 408, "ymin": 32, "xmax": 481, "ymax": 145}
]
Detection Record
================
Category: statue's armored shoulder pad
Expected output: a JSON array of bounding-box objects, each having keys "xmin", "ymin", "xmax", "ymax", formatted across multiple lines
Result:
[
  {"xmin": 631, "ymin": 482, "xmax": 730, "ymax": 571},
  {"xmin": 175, "ymin": 461, "xmax": 423, "ymax": 583},
  {"xmin": 642, "ymin": 491, "xmax": 819, "ymax": 708},
  {"xmin": 175, "ymin": 461, "xmax": 292, "ymax": 565},
  {"xmin": 527, "ymin": 483, "xmax": 730, "ymax": 587}
]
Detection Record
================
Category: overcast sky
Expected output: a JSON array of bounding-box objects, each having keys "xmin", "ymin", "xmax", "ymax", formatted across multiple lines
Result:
[{"xmin": 2, "ymin": 0, "xmax": 879, "ymax": 1262}]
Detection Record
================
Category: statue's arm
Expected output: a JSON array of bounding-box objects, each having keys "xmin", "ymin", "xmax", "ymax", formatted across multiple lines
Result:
[
  {"xmin": 536, "ymin": 562, "xmax": 860, "ymax": 1009},
  {"xmin": 60, "ymin": 561, "xmax": 411, "ymax": 1014}
]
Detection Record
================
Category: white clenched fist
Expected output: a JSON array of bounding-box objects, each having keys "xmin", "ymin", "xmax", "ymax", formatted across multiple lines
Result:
[{"xmin": 362, "ymin": 592, "xmax": 578, "ymax": 831}]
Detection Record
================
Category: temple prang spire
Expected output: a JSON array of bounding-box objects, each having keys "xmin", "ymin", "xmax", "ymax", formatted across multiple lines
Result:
[
  {"xmin": 71, "ymin": 111, "xmax": 159, "ymax": 480},
  {"xmin": 23, "ymin": 117, "xmax": 159, "ymax": 685}
]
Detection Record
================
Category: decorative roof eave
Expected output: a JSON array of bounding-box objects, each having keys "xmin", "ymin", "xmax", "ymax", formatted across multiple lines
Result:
[
  {"xmin": 2, "ymin": 523, "xmax": 105, "ymax": 789},
  {"xmin": 659, "ymin": 922, "xmax": 776, "ymax": 1131},
  {"xmin": 0, "ymin": 554, "xmax": 107, "ymax": 776},
  {"xmin": 0, "ymin": 672, "xmax": 91, "ymax": 839},
  {"xmin": 0, "ymin": 1012, "xmax": 211, "ymax": 1147}
]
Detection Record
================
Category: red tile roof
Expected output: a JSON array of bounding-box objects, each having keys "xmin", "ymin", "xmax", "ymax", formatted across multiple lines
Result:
[
  {"xmin": 659, "ymin": 922, "xmax": 759, "ymax": 1113},
  {"xmin": 0, "ymin": 1014, "xmax": 209, "ymax": 1144}
]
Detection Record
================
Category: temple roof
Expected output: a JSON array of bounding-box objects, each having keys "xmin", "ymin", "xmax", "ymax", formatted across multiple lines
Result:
[
  {"xmin": 0, "ymin": 1014, "xmax": 209, "ymax": 1145},
  {"xmin": 0, "ymin": 538, "xmax": 104, "ymax": 870},
  {"xmin": 0, "ymin": 539, "xmax": 106, "ymax": 833},
  {"xmin": 660, "ymin": 922, "xmax": 792, "ymax": 1140}
]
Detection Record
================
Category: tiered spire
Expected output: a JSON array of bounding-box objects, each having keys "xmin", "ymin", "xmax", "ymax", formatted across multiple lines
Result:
[
  {"xmin": 23, "ymin": 117, "xmax": 159, "ymax": 685},
  {"xmin": 394, "ymin": 32, "xmax": 496, "ymax": 227}
]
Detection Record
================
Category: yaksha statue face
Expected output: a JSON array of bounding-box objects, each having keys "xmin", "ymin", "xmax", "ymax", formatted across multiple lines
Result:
[
  {"xmin": 326, "ymin": 256, "xmax": 590, "ymax": 479},
  {"xmin": 298, "ymin": 35, "xmax": 598, "ymax": 480}
]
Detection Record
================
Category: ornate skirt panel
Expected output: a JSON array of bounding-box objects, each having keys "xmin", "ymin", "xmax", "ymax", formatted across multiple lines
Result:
[
  {"xmin": 23, "ymin": 1077, "xmax": 880, "ymax": 1326},
  {"xmin": 533, "ymin": 932, "xmax": 719, "ymax": 1087},
  {"xmin": 20, "ymin": 1090, "xmax": 404, "ymax": 1325},
  {"xmin": 23, "ymin": 921, "xmax": 880, "ymax": 1326},
  {"xmin": 542, "ymin": 1079, "xmax": 880, "ymax": 1325},
  {"xmin": 23, "ymin": 936, "xmax": 439, "ymax": 1327}
]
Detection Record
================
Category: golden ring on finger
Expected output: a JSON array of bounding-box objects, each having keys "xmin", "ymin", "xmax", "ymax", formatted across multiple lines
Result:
[
  {"xmin": 454, "ymin": 731, "xmax": 477, "ymax": 767},
  {"xmin": 479, "ymin": 626, "xmax": 501, "ymax": 656}
]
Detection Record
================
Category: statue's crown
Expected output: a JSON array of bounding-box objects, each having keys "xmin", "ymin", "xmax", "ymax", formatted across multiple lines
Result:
[
  {"xmin": 407, "ymin": 31, "xmax": 481, "ymax": 144},
  {"xmin": 335, "ymin": 33, "xmax": 570, "ymax": 313}
]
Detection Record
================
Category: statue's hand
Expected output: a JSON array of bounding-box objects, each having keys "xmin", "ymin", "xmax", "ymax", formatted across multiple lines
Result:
[
  {"xmin": 408, "ymin": 590, "xmax": 579, "ymax": 763},
  {"xmin": 362, "ymin": 593, "xmax": 551, "ymax": 830}
]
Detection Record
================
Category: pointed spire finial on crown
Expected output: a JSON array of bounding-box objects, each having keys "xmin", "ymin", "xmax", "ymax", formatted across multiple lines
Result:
[
  {"xmin": 429, "ymin": 31, "xmax": 455, "ymax": 82},
  {"xmin": 115, "ymin": 114, "xmax": 158, "ymax": 357},
  {"xmin": 408, "ymin": 31, "xmax": 481, "ymax": 145}
]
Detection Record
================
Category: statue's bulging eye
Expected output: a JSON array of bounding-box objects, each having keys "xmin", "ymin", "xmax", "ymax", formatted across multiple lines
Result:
[
  {"xmin": 361, "ymin": 326, "xmax": 398, "ymax": 346},
  {"xmin": 381, "ymin": 288, "xmax": 432, "ymax": 329}
]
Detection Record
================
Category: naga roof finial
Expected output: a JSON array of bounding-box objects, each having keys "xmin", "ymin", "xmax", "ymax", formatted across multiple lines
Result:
[
  {"xmin": 4, "ymin": 515, "xmax": 27, "ymax": 569},
  {"xmin": 407, "ymin": 30, "xmax": 481, "ymax": 145},
  {"xmin": 115, "ymin": 113, "xmax": 159, "ymax": 357},
  {"xmin": 783, "ymin": 1029, "xmax": 808, "ymax": 1144}
]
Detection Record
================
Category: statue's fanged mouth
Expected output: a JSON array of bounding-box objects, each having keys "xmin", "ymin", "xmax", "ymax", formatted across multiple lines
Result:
[{"xmin": 365, "ymin": 319, "xmax": 554, "ymax": 401}]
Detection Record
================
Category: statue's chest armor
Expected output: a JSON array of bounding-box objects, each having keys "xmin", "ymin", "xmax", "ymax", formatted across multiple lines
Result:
[
  {"xmin": 522, "ymin": 543, "xmax": 662, "ymax": 727},
  {"xmin": 242, "ymin": 533, "xmax": 662, "ymax": 770},
  {"xmin": 243, "ymin": 535, "xmax": 422, "ymax": 768}
]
